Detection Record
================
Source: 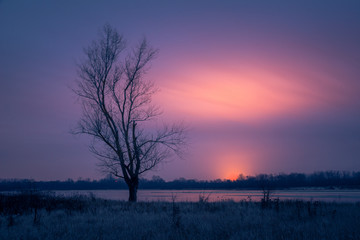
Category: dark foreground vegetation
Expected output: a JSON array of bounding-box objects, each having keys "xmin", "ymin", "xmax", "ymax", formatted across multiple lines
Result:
[
  {"xmin": 0, "ymin": 192, "xmax": 359, "ymax": 240},
  {"xmin": 1, "ymin": 171, "xmax": 360, "ymax": 192}
]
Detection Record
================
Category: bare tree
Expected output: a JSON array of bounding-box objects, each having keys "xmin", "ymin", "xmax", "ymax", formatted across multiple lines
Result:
[{"xmin": 73, "ymin": 24, "xmax": 186, "ymax": 202}]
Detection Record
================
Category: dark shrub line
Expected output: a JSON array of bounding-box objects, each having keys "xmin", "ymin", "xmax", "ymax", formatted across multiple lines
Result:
[
  {"xmin": 1, "ymin": 171, "xmax": 360, "ymax": 191},
  {"xmin": 0, "ymin": 192, "xmax": 88, "ymax": 217}
]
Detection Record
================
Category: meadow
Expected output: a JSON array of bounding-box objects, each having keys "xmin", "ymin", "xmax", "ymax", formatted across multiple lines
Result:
[{"xmin": 0, "ymin": 192, "xmax": 359, "ymax": 240}]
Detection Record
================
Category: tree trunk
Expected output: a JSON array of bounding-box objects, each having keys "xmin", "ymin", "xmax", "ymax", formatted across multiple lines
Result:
[{"xmin": 128, "ymin": 181, "xmax": 138, "ymax": 202}]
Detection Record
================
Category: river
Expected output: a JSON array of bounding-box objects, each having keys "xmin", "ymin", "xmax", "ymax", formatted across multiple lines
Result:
[{"xmin": 54, "ymin": 189, "xmax": 360, "ymax": 202}]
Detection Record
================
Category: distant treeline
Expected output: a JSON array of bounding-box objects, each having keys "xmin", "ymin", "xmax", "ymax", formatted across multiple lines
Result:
[{"xmin": 1, "ymin": 171, "xmax": 360, "ymax": 191}]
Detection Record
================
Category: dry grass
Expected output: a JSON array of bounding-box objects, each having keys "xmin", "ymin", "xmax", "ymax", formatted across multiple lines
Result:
[{"xmin": 0, "ymin": 194, "xmax": 360, "ymax": 240}]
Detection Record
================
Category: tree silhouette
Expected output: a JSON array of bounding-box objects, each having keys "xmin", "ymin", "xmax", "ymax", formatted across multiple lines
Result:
[{"xmin": 73, "ymin": 24, "xmax": 186, "ymax": 202}]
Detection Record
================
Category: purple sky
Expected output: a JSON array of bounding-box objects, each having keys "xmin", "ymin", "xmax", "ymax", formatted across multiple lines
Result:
[{"xmin": 1, "ymin": 0, "xmax": 360, "ymax": 181}]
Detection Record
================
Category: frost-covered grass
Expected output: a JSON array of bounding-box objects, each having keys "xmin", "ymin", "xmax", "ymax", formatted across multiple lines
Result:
[{"xmin": 1, "ymin": 194, "xmax": 360, "ymax": 240}]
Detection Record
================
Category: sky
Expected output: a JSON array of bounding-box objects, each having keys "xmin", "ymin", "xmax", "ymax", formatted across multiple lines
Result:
[{"xmin": 1, "ymin": 0, "xmax": 360, "ymax": 181}]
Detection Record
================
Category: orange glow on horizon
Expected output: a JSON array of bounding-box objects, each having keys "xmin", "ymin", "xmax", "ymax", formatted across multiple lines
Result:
[
  {"xmin": 225, "ymin": 172, "xmax": 240, "ymax": 181},
  {"xmin": 213, "ymin": 152, "xmax": 251, "ymax": 181}
]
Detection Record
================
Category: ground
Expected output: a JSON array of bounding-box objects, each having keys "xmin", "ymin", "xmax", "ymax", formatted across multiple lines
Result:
[{"xmin": 0, "ymin": 194, "xmax": 360, "ymax": 240}]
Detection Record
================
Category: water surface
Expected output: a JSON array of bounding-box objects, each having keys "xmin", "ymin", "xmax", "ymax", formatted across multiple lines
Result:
[{"xmin": 55, "ymin": 189, "xmax": 360, "ymax": 202}]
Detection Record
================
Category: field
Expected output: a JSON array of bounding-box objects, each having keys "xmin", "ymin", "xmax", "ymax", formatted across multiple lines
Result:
[{"xmin": 0, "ymin": 193, "xmax": 360, "ymax": 240}]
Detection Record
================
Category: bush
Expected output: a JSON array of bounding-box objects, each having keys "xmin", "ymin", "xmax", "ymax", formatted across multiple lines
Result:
[{"xmin": 0, "ymin": 192, "xmax": 88, "ymax": 217}]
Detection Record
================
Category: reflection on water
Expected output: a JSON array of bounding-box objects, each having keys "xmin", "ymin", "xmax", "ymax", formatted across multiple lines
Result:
[{"xmin": 55, "ymin": 189, "xmax": 360, "ymax": 202}]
